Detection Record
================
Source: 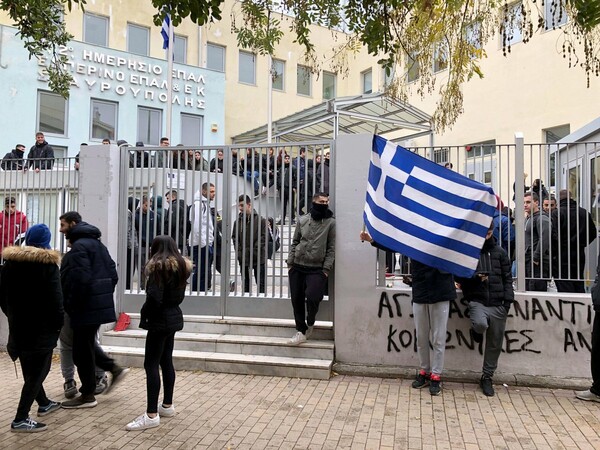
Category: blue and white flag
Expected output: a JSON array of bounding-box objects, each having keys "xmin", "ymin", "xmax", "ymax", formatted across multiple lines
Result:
[
  {"xmin": 161, "ymin": 13, "xmax": 171, "ymax": 50},
  {"xmin": 364, "ymin": 135, "xmax": 497, "ymax": 278}
]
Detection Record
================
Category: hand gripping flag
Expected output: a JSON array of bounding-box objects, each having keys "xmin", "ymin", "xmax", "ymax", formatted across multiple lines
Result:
[{"xmin": 364, "ymin": 135, "xmax": 497, "ymax": 278}]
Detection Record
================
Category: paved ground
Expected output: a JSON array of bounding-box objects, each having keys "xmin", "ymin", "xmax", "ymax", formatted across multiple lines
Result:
[{"xmin": 1, "ymin": 353, "xmax": 600, "ymax": 449}]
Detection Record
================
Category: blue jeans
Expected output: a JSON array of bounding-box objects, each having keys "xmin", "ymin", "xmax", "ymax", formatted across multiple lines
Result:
[
  {"xmin": 192, "ymin": 245, "xmax": 213, "ymax": 291},
  {"xmin": 245, "ymin": 170, "xmax": 260, "ymax": 195}
]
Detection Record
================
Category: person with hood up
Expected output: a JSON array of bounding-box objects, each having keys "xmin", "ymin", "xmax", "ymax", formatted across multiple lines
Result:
[
  {"xmin": 27, "ymin": 132, "xmax": 54, "ymax": 171},
  {"xmin": 0, "ymin": 224, "xmax": 63, "ymax": 432},
  {"xmin": 2, "ymin": 144, "xmax": 26, "ymax": 170},
  {"xmin": 286, "ymin": 192, "xmax": 335, "ymax": 345}
]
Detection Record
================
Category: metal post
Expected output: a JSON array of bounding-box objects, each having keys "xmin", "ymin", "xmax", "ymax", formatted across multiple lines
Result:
[{"xmin": 514, "ymin": 132, "xmax": 526, "ymax": 292}]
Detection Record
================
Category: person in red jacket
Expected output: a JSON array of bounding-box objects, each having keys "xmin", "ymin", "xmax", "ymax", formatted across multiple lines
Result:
[{"xmin": 0, "ymin": 197, "xmax": 29, "ymax": 252}]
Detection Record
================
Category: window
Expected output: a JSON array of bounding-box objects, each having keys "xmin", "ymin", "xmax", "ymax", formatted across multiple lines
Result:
[
  {"xmin": 206, "ymin": 43, "xmax": 225, "ymax": 72},
  {"xmin": 322, "ymin": 71, "xmax": 336, "ymax": 100},
  {"xmin": 83, "ymin": 13, "xmax": 108, "ymax": 47},
  {"xmin": 433, "ymin": 42, "xmax": 448, "ymax": 72},
  {"xmin": 127, "ymin": 23, "xmax": 149, "ymax": 56},
  {"xmin": 239, "ymin": 51, "xmax": 256, "ymax": 84},
  {"xmin": 466, "ymin": 140, "xmax": 496, "ymax": 159},
  {"xmin": 90, "ymin": 99, "xmax": 117, "ymax": 141},
  {"xmin": 544, "ymin": 124, "xmax": 570, "ymax": 187},
  {"xmin": 297, "ymin": 65, "xmax": 311, "ymax": 96},
  {"xmin": 362, "ymin": 69, "xmax": 372, "ymax": 94},
  {"xmin": 501, "ymin": 2, "xmax": 523, "ymax": 46},
  {"xmin": 174, "ymin": 35, "xmax": 187, "ymax": 64},
  {"xmin": 180, "ymin": 114, "xmax": 204, "ymax": 146},
  {"xmin": 433, "ymin": 148, "xmax": 449, "ymax": 164},
  {"xmin": 406, "ymin": 53, "xmax": 419, "ymax": 83},
  {"xmin": 271, "ymin": 59, "xmax": 285, "ymax": 91},
  {"xmin": 52, "ymin": 145, "xmax": 68, "ymax": 160},
  {"xmin": 137, "ymin": 107, "xmax": 162, "ymax": 146},
  {"xmin": 545, "ymin": 0, "xmax": 568, "ymax": 29},
  {"xmin": 38, "ymin": 91, "xmax": 67, "ymax": 136},
  {"xmin": 382, "ymin": 66, "xmax": 395, "ymax": 88}
]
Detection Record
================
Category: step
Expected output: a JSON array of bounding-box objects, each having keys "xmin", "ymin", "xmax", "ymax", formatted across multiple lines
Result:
[
  {"xmin": 104, "ymin": 345, "xmax": 332, "ymax": 380},
  {"xmin": 103, "ymin": 329, "xmax": 334, "ymax": 359}
]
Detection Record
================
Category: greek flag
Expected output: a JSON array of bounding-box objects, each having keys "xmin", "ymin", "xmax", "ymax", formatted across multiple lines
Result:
[
  {"xmin": 364, "ymin": 135, "xmax": 497, "ymax": 278},
  {"xmin": 161, "ymin": 13, "xmax": 171, "ymax": 50}
]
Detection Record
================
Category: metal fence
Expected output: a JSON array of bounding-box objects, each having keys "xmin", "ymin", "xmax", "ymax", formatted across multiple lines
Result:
[{"xmin": 377, "ymin": 139, "xmax": 600, "ymax": 293}]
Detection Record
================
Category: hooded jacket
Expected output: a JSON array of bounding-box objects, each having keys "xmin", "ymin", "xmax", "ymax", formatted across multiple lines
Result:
[
  {"xmin": 287, "ymin": 209, "xmax": 335, "ymax": 274},
  {"xmin": 60, "ymin": 222, "xmax": 118, "ymax": 327},
  {"xmin": 1, "ymin": 148, "xmax": 25, "ymax": 170},
  {"xmin": 0, "ymin": 246, "xmax": 63, "ymax": 359},
  {"xmin": 139, "ymin": 256, "xmax": 192, "ymax": 332},
  {"xmin": 27, "ymin": 140, "xmax": 55, "ymax": 170}
]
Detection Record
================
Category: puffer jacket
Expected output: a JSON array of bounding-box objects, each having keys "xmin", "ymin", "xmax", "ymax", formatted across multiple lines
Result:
[
  {"xmin": 139, "ymin": 256, "xmax": 192, "ymax": 332},
  {"xmin": 455, "ymin": 237, "xmax": 514, "ymax": 309},
  {"xmin": 27, "ymin": 140, "xmax": 54, "ymax": 170},
  {"xmin": 410, "ymin": 259, "xmax": 456, "ymax": 304},
  {"xmin": 287, "ymin": 210, "xmax": 335, "ymax": 274},
  {"xmin": 0, "ymin": 246, "xmax": 63, "ymax": 360},
  {"xmin": 61, "ymin": 222, "xmax": 118, "ymax": 327},
  {"xmin": 232, "ymin": 209, "xmax": 268, "ymax": 266}
]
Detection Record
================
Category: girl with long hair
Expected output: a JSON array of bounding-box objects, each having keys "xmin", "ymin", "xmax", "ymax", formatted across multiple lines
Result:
[{"xmin": 126, "ymin": 236, "xmax": 192, "ymax": 431}]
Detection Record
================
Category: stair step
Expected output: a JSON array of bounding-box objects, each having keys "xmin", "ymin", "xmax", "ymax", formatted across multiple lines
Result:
[{"xmin": 104, "ymin": 345, "xmax": 332, "ymax": 380}]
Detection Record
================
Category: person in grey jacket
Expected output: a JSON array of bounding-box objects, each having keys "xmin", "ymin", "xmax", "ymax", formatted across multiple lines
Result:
[
  {"xmin": 524, "ymin": 191, "xmax": 552, "ymax": 291},
  {"xmin": 286, "ymin": 192, "xmax": 335, "ymax": 345}
]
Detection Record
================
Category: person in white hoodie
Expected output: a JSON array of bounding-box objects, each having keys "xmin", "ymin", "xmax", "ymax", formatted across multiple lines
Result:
[{"xmin": 190, "ymin": 183, "xmax": 215, "ymax": 291}]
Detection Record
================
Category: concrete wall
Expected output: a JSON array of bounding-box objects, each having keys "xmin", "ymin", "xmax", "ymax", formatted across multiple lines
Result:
[{"xmin": 334, "ymin": 133, "xmax": 593, "ymax": 381}]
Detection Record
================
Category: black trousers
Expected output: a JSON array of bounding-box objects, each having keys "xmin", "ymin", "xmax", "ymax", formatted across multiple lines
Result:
[
  {"xmin": 591, "ymin": 312, "xmax": 600, "ymax": 395},
  {"xmin": 15, "ymin": 349, "xmax": 53, "ymax": 421},
  {"xmin": 242, "ymin": 263, "xmax": 266, "ymax": 293},
  {"xmin": 289, "ymin": 266, "xmax": 328, "ymax": 333},
  {"xmin": 72, "ymin": 324, "xmax": 117, "ymax": 395},
  {"xmin": 144, "ymin": 330, "xmax": 176, "ymax": 415},
  {"xmin": 282, "ymin": 188, "xmax": 296, "ymax": 222}
]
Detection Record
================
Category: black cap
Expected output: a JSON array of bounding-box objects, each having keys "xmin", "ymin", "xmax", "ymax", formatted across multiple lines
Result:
[
  {"xmin": 135, "ymin": 141, "xmax": 144, "ymax": 147},
  {"xmin": 117, "ymin": 140, "xmax": 128, "ymax": 146}
]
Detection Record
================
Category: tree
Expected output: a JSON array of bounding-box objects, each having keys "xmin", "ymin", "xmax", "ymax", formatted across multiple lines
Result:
[{"xmin": 3, "ymin": 0, "xmax": 599, "ymax": 130}]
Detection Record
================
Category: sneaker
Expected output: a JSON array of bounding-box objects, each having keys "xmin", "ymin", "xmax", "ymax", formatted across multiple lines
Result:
[
  {"xmin": 63, "ymin": 379, "xmax": 77, "ymax": 399},
  {"xmin": 261, "ymin": 186, "xmax": 267, "ymax": 195},
  {"xmin": 95, "ymin": 374, "xmax": 108, "ymax": 395},
  {"xmin": 229, "ymin": 279, "xmax": 236, "ymax": 292},
  {"xmin": 480, "ymin": 376, "xmax": 495, "ymax": 397},
  {"xmin": 61, "ymin": 395, "xmax": 97, "ymax": 409},
  {"xmin": 158, "ymin": 404, "xmax": 176, "ymax": 418},
  {"xmin": 104, "ymin": 367, "xmax": 130, "ymax": 394},
  {"xmin": 125, "ymin": 413, "xmax": 160, "ymax": 431},
  {"xmin": 470, "ymin": 328, "xmax": 484, "ymax": 344},
  {"xmin": 306, "ymin": 326, "xmax": 314, "ymax": 340},
  {"xmin": 411, "ymin": 370, "xmax": 430, "ymax": 389},
  {"xmin": 11, "ymin": 417, "xmax": 47, "ymax": 433},
  {"xmin": 37, "ymin": 400, "xmax": 61, "ymax": 417},
  {"xmin": 288, "ymin": 331, "xmax": 306, "ymax": 345},
  {"xmin": 429, "ymin": 375, "xmax": 442, "ymax": 396},
  {"xmin": 575, "ymin": 389, "xmax": 600, "ymax": 402}
]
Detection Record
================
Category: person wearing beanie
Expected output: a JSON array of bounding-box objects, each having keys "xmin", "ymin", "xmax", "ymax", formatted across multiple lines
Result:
[{"xmin": 0, "ymin": 223, "xmax": 63, "ymax": 432}]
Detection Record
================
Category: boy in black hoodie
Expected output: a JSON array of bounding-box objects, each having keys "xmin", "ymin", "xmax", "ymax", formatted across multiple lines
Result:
[{"xmin": 455, "ymin": 224, "xmax": 514, "ymax": 397}]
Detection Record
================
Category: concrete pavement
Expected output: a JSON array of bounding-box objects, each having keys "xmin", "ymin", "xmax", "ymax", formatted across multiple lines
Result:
[{"xmin": 1, "ymin": 352, "xmax": 599, "ymax": 449}]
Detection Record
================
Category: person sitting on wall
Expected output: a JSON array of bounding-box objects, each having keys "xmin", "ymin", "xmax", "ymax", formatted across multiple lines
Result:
[
  {"xmin": 1, "ymin": 144, "xmax": 26, "ymax": 171},
  {"xmin": 454, "ymin": 223, "xmax": 514, "ymax": 397}
]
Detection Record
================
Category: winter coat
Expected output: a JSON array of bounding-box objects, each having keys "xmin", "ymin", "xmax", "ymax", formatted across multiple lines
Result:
[
  {"xmin": 0, "ymin": 246, "xmax": 63, "ymax": 360},
  {"xmin": 551, "ymin": 198, "xmax": 597, "ymax": 278},
  {"xmin": 139, "ymin": 257, "xmax": 192, "ymax": 332},
  {"xmin": 316, "ymin": 159, "xmax": 330, "ymax": 194},
  {"xmin": 134, "ymin": 208, "xmax": 156, "ymax": 247},
  {"xmin": 287, "ymin": 210, "xmax": 335, "ymax": 274},
  {"xmin": 1, "ymin": 148, "xmax": 25, "ymax": 170},
  {"xmin": 524, "ymin": 210, "xmax": 552, "ymax": 272},
  {"xmin": 410, "ymin": 260, "xmax": 457, "ymax": 304},
  {"xmin": 210, "ymin": 157, "xmax": 224, "ymax": 173},
  {"xmin": 492, "ymin": 209, "xmax": 515, "ymax": 255},
  {"xmin": 189, "ymin": 192, "xmax": 213, "ymax": 248},
  {"xmin": 61, "ymin": 222, "xmax": 118, "ymax": 327},
  {"xmin": 277, "ymin": 162, "xmax": 297, "ymax": 191},
  {"xmin": 0, "ymin": 210, "xmax": 28, "ymax": 252},
  {"xmin": 27, "ymin": 141, "xmax": 55, "ymax": 170},
  {"xmin": 592, "ymin": 253, "xmax": 600, "ymax": 312},
  {"xmin": 166, "ymin": 199, "xmax": 190, "ymax": 251},
  {"xmin": 129, "ymin": 150, "xmax": 150, "ymax": 168},
  {"xmin": 455, "ymin": 237, "xmax": 514, "ymax": 309},
  {"xmin": 232, "ymin": 209, "xmax": 268, "ymax": 266}
]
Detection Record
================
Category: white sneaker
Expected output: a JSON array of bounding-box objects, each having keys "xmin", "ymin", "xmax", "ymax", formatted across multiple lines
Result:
[
  {"xmin": 288, "ymin": 331, "xmax": 306, "ymax": 345},
  {"xmin": 158, "ymin": 404, "xmax": 176, "ymax": 417},
  {"xmin": 125, "ymin": 413, "xmax": 160, "ymax": 431},
  {"xmin": 306, "ymin": 326, "xmax": 314, "ymax": 339}
]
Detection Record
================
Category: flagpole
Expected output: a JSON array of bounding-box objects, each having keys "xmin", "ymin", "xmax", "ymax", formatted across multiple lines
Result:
[
  {"xmin": 267, "ymin": 54, "xmax": 272, "ymax": 143},
  {"xmin": 166, "ymin": 17, "xmax": 174, "ymax": 142}
]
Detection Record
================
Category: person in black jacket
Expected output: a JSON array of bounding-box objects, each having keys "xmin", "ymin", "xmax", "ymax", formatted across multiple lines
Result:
[
  {"xmin": 126, "ymin": 236, "xmax": 192, "ymax": 431},
  {"xmin": 0, "ymin": 224, "xmax": 63, "ymax": 432},
  {"xmin": 27, "ymin": 132, "xmax": 55, "ymax": 171},
  {"xmin": 455, "ymin": 226, "xmax": 514, "ymax": 397},
  {"xmin": 276, "ymin": 153, "xmax": 297, "ymax": 225},
  {"xmin": 1, "ymin": 144, "xmax": 26, "ymax": 171},
  {"xmin": 60, "ymin": 217, "xmax": 128, "ymax": 409},
  {"xmin": 551, "ymin": 190, "xmax": 597, "ymax": 293}
]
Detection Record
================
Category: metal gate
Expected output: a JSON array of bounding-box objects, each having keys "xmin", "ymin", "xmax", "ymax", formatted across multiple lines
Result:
[{"xmin": 118, "ymin": 140, "xmax": 335, "ymax": 320}]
